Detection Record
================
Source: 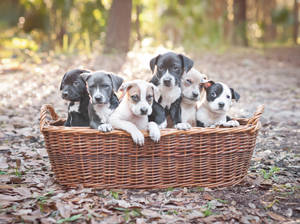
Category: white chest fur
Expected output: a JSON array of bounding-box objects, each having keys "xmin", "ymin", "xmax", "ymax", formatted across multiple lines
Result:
[
  {"xmin": 94, "ymin": 104, "xmax": 113, "ymax": 123},
  {"xmin": 181, "ymin": 103, "xmax": 197, "ymax": 126},
  {"xmin": 69, "ymin": 102, "xmax": 80, "ymax": 112},
  {"xmin": 196, "ymin": 107, "xmax": 227, "ymax": 127},
  {"xmin": 159, "ymin": 86, "xmax": 181, "ymax": 109}
]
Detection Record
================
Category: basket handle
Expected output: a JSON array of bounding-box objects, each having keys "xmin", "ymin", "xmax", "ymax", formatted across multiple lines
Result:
[
  {"xmin": 247, "ymin": 105, "xmax": 264, "ymax": 126},
  {"xmin": 40, "ymin": 104, "xmax": 60, "ymax": 131}
]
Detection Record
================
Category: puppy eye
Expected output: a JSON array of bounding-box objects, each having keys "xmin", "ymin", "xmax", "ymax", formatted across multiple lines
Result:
[
  {"xmin": 158, "ymin": 66, "xmax": 164, "ymax": 72},
  {"xmin": 74, "ymin": 81, "xmax": 80, "ymax": 86},
  {"xmin": 226, "ymin": 95, "xmax": 230, "ymax": 99},
  {"xmin": 146, "ymin": 95, "xmax": 153, "ymax": 101},
  {"xmin": 131, "ymin": 94, "xmax": 139, "ymax": 102},
  {"xmin": 89, "ymin": 84, "xmax": 95, "ymax": 88},
  {"xmin": 173, "ymin": 66, "xmax": 179, "ymax": 71},
  {"xmin": 211, "ymin": 92, "xmax": 216, "ymax": 98},
  {"xmin": 185, "ymin": 79, "xmax": 192, "ymax": 85},
  {"xmin": 102, "ymin": 85, "xmax": 109, "ymax": 89}
]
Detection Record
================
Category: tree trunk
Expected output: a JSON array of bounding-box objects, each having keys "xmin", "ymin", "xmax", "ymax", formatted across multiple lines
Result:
[
  {"xmin": 135, "ymin": 4, "xmax": 142, "ymax": 42},
  {"xmin": 232, "ymin": 0, "xmax": 248, "ymax": 46},
  {"xmin": 104, "ymin": 0, "xmax": 132, "ymax": 53},
  {"xmin": 293, "ymin": 0, "xmax": 299, "ymax": 44}
]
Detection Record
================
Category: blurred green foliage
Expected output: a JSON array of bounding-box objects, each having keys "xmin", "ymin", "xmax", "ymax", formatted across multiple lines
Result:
[{"xmin": 0, "ymin": 0, "xmax": 297, "ymax": 59}]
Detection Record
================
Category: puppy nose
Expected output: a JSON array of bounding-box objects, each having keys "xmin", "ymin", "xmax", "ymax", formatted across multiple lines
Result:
[
  {"xmin": 140, "ymin": 107, "xmax": 148, "ymax": 115},
  {"xmin": 62, "ymin": 91, "xmax": 68, "ymax": 98},
  {"xmin": 95, "ymin": 96, "xmax": 103, "ymax": 102},
  {"xmin": 218, "ymin": 102, "xmax": 225, "ymax": 108},
  {"xmin": 163, "ymin": 78, "xmax": 171, "ymax": 87},
  {"xmin": 192, "ymin": 92, "xmax": 199, "ymax": 98}
]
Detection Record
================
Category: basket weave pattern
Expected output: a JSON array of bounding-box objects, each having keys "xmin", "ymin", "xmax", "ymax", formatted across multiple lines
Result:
[{"xmin": 40, "ymin": 105, "xmax": 264, "ymax": 189}]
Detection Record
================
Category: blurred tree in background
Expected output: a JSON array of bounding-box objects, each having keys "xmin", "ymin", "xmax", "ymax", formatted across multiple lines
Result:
[{"xmin": 0, "ymin": 0, "xmax": 298, "ymax": 58}]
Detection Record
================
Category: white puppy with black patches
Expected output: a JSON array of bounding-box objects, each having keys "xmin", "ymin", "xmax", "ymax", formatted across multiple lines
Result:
[
  {"xmin": 180, "ymin": 68, "xmax": 207, "ymax": 127},
  {"xmin": 109, "ymin": 80, "xmax": 161, "ymax": 146},
  {"xmin": 196, "ymin": 81, "xmax": 240, "ymax": 128}
]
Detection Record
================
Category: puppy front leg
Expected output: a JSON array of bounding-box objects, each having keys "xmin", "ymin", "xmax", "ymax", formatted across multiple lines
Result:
[
  {"xmin": 90, "ymin": 120, "xmax": 112, "ymax": 132},
  {"xmin": 148, "ymin": 121, "xmax": 160, "ymax": 143},
  {"xmin": 149, "ymin": 101, "xmax": 167, "ymax": 129},
  {"xmin": 64, "ymin": 114, "xmax": 71, "ymax": 127},
  {"xmin": 110, "ymin": 119, "xmax": 144, "ymax": 146},
  {"xmin": 170, "ymin": 98, "xmax": 191, "ymax": 130}
]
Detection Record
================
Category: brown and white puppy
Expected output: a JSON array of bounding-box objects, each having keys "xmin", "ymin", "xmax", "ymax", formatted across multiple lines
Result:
[
  {"xmin": 109, "ymin": 80, "xmax": 161, "ymax": 146},
  {"xmin": 180, "ymin": 68, "xmax": 207, "ymax": 128}
]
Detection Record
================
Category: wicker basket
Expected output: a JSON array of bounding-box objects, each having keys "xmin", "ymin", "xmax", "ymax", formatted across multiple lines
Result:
[{"xmin": 40, "ymin": 104, "xmax": 264, "ymax": 189}]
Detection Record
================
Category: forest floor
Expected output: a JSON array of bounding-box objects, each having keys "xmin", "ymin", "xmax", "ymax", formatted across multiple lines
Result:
[{"xmin": 0, "ymin": 46, "xmax": 299, "ymax": 223}]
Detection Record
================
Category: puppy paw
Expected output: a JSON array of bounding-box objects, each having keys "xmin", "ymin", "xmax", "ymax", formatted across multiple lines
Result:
[
  {"xmin": 148, "ymin": 122, "xmax": 161, "ymax": 143},
  {"xmin": 210, "ymin": 121, "xmax": 224, "ymax": 128},
  {"xmin": 158, "ymin": 120, "xmax": 167, "ymax": 129},
  {"xmin": 98, "ymin": 123, "xmax": 113, "ymax": 132},
  {"xmin": 223, "ymin": 120, "xmax": 240, "ymax": 127},
  {"xmin": 174, "ymin": 122, "xmax": 192, "ymax": 130},
  {"xmin": 131, "ymin": 130, "xmax": 145, "ymax": 146}
]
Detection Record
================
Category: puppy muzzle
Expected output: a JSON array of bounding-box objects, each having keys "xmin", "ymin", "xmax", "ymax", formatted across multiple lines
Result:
[
  {"xmin": 62, "ymin": 91, "xmax": 80, "ymax": 101},
  {"xmin": 92, "ymin": 95, "xmax": 107, "ymax": 104},
  {"xmin": 140, "ymin": 107, "xmax": 148, "ymax": 115},
  {"xmin": 163, "ymin": 78, "xmax": 172, "ymax": 87}
]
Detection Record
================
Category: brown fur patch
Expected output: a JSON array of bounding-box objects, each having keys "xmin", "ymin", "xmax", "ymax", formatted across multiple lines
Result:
[
  {"xmin": 146, "ymin": 86, "xmax": 154, "ymax": 104},
  {"xmin": 127, "ymin": 84, "xmax": 140, "ymax": 104}
]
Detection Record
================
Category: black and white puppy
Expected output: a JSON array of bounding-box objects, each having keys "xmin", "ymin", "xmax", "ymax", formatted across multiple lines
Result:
[
  {"xmin": 109, "ymin": 80, "xmax": 161, "ymax": 146},
  {"xmin": 81, "ymin": 71, "xmax": 123, "ymax": 132},
  {"xmin": 148, "ymin": 52, "xmax": 194, "ymax": 130},
  {"xmin": 196, "ymin": 81, "xmax": 240, "ymax": 127},
  {"xmin": 60, "ymin": 69, "xmax": 90, "ymax": 127}
]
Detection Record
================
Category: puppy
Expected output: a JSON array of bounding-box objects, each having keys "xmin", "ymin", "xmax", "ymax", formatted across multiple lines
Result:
[
  {"xmin": 81, "ymin": 71, "xmax": 123, "ymax": 132},
  {"xmin": 148, "ymin": 52, "xmax": 194, "ymax": 130},
  {"xmin": 180, "ymin": 68, "xmax": 207, "ymax": 127},
  {"xmin": 109, "ymin": 80, "xmax": 161, "ymax": 146},
  {"xmin": 60, "ymin": 69, "xmax": 90, "ymax": 127},
  {"xmin": 196, "ymin": 81, "xmax": 240, "ymax": 127}
]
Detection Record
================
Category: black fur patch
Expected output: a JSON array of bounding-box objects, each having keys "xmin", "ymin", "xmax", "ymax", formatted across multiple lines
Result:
[
  {"xmin": 226, "ymin": 116, "xmax": 232, "ymax": 122},
  {"xmin": 196, "ymin": 120, "xmax": 205, "ymax": 127},
  {"xmin": 206, "ymin": 83, "xmax": 223, "ymax": 102},
  {"xmin": 148, "ymin": 101, "xmax": 166, "ymax": 125},
  {"xmin": 60, "ymin": 69, "xmax": 90, "ymax": 127}
]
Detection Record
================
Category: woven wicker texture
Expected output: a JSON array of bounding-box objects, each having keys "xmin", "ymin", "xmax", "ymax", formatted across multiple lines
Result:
[{"xmin": 40, "ymin": 104, "xmax": 264, "ymax": 189}]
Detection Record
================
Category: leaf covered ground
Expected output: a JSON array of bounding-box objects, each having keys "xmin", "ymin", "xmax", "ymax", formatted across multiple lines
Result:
[{"xmin": 0, "ymin": 47, "xmax": 299, "ymax": 223}]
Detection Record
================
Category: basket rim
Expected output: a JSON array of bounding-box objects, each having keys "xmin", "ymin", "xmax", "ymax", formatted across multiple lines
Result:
[{"xmin": 40, "ymin": 104, "xmax": 264, "ymax": 136}]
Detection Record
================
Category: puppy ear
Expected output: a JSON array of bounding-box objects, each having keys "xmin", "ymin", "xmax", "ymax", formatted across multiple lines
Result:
[
  {"xmin": 150, "ymin": 55, "xmax": 160, "ymax": 73},
  {"xmin": 204, "ymin": 80, "xmax": 215, "ymax": 89},
  {"xmin": 150, "ymin": 83, "xmax": 161, "ymax": 102},
  {"xmin": 150, "ymin": 75, "xmax": 159, "ymax": 86},
  {"xmin": 230, "ymin": 88, "xmax": 240, "ymax": 102},
  {"xmin": 81, "ymin": 73, "xmax": 91, "ymax": 82},
  {"xmin": 119, "ymin": 81, "xmax": 133, "ymax": 92},
  {"xmin": 178, "ymin": 54, "xmax": 194, "ymax": 73},
  {"xmin": 60, "ymin": 73, "xmax": 67, "ymax": 90},
  {"xmin": 108, "ymin": 73, "xmax": 124, "ymax": 91}
]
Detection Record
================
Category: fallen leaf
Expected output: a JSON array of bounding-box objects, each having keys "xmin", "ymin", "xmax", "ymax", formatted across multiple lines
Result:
[
  {"xmin": 0, "ymin": 194, "xmax": 24, "ymax": 201},
  {"xmin": 56, "ymin": 201, "xmax": 71, "ymax": 218},
  {"xmin": 267, "ymin": 211, "xmax": 286, "ymax": 221},
  {"xmin": 141, "ymin": 209, "xmax": 161, "ymax": 218},
  {"xmin": 186, "ymin": 210, "xmax": 204, "ymax": 219},
  {"xmin": 0, "ymin": 156, "xmax": 8, "ymax": 169},
  {"xmin": 203, "ymin": 192, "xmax": 214, "ymax": 201}
]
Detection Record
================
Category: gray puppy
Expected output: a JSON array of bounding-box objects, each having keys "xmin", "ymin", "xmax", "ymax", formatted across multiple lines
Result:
[{"xmin": 81, "ymin": 71, "xmax": 123, "ymax": 132}]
